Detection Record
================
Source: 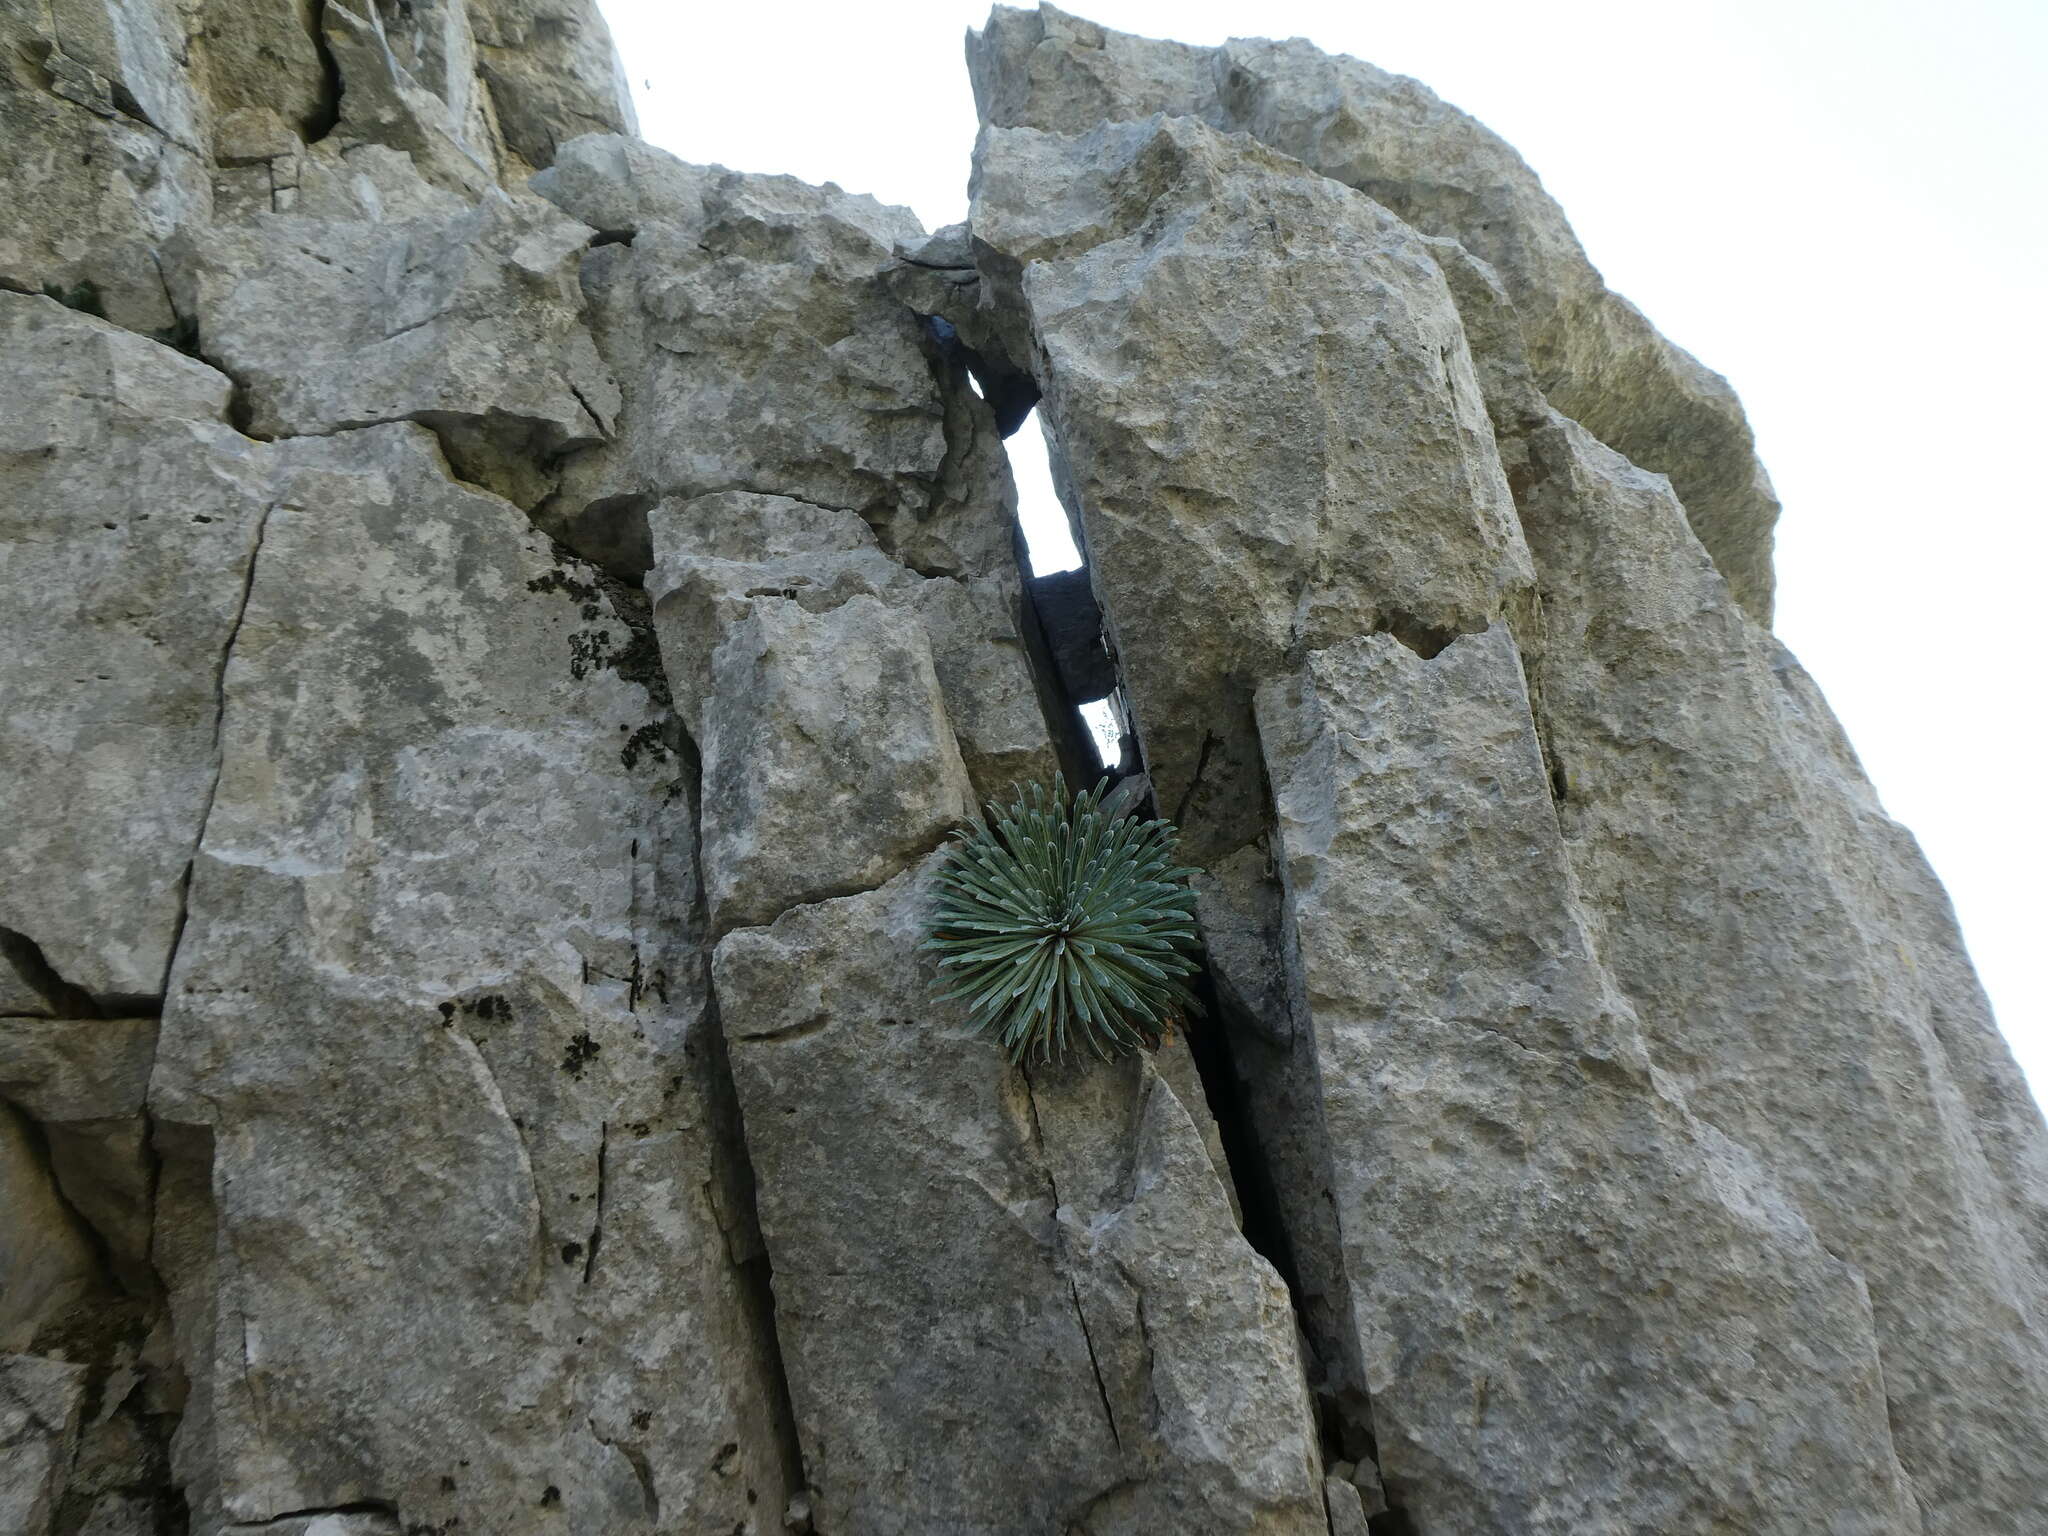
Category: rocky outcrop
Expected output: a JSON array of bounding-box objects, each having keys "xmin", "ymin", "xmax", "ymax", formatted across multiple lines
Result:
[
  {"xmin": 946, "ymin": 9, "xmax": 2048, "ymax": 1533},
  {"xmin": 2, "ymin": 4, "xmax": 2042, "ymax": 1534},
  {"xmin": 967, "ymin": 2, "xmax": 1783, "ymax": 622}
]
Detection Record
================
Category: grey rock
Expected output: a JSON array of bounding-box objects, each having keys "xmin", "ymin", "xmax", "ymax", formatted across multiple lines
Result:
[
  {"xmin": 1027, "ymin": 567, "xmax": 1116, "ymax": 702},
  {"xmin": 0, "ymin": 7, "xmax": 2038, "ymax": 1533},
  {"xmin": 648, "ymin": 491, "xmax": 919, "ymax": 740},
  {"xmin": 193, "ymin": 0, "xmax": 329, "ymax": 138},
  {"xmin": 0, "ymin": 1016, "xmax": 158, "ymax": 1293},
  {"xmin": 712, "ymin": 858, "xmax": 1325, "ymax": 1535},
  {"xmin": 1256, "ymin": 624, "xmax": 1918, "ymax": 1533},
  {"xmin": 468, "ymin": 0, "xmax": 638, "ymax": 172},
  {"xmin": 1189, "ymin": 842, "xmax": 1370, "ymax": 1443},
  {"xmin": 0, "ymin": 1354, "xmax": 89, "ymax": 1533},
  {"xmin": 17, "ymin": 0, "xmax": 206, "ymax": 151},
  {"xmin": 1323, "ymin": 1474, "xmax": 1371, "ymax": 1536},
  {"xmin": 0, "ymin": 296, "xmax": 272, "ymax": 1004},
  {"xmin": 1507, "ymin": 404, "xmax": 2048, "ymax": 1533},
  {"xmin": 969, "ymin": 112, "xmax": 1531, "ymax": 859},
  {"xmin": 162, "ymin": 182, "xmax": 619, "ymax": 508},
  {"xmin": 698, "ymin": 593, "xmax": 975, "ymax": 934},
  {"xmin": 534, "ymin": 136, "xmax": 1017, "ymax": 581},
  {"xmin": 0, "ymin": 26, "xmax": 208, "ymax": 335},
  {"xmin": 967, "ymin": 3, "xmax": 1780, "ymax": 620},
  {"xmin": 150, "ymin": 424, "xmax": 788, "ymax": 1533},
  {"xmin": 0, "ymin": 1102, "xmax": 106, "ymax": 1352},
  {"xmin": 318, "ymin": 1, "xmax": 497, "ymax": 198},
  {"xmin": 648, "ymin": 488, "xmax": 1052, "ymax": 896}
]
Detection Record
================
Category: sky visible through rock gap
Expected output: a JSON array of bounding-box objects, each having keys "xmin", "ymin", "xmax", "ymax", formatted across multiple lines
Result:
[{"xmin": 594, "ymin": 0, "xmax": 2048, "ymax": 1095}]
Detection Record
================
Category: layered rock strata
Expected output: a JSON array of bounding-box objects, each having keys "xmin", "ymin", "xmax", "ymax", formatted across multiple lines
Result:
[{"xmin": 2, "ymin": 4, "xmax": 2043, "ymax": 1535}]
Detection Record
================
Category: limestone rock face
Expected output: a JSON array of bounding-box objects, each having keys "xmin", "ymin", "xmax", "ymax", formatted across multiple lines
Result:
[
  {"xmin": 162, "ymin": 184, "xmax": 620, "ymax": 508},
  {"xmin": 0, "ymin": 296, "xmax": 271, "ymax": 1005},
  {"xmin": 713, "ymin": 858, "xmax": 1325, "ymax": 1536},
  {"xmin": 970, "ymin": 111, "xmax": 1531, "ymax": 859},
  {"xmin": 147, "ymin": 424, "xmax": 789, "ymax": 1534},
  {"xmin": 2, "ymin": 4, "xmax": 2043, "ymax": 1535},
  {"xmin": 1257, "ymin": 626, "xmax": 1915, "ymax": 1533},
  {"xmin": 532, "ymin": 134, "xmax": 1015, "ymax": 583},
  {"xmin": 955, "ymin": 9, "xmax": 2048, "ymax": 1533},
  {"xmin": 968, "ymin": 1, "xmax": 1782, "ymax": 621},
  {"xmin": 468, "ymin": 0, "xmax": 637, "ymax": 172}
]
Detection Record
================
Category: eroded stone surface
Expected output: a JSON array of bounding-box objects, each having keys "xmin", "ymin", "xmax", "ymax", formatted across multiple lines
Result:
[
  {"xmin": 970, "ymin": 112, "xmax": 1531, "ymax": 858},
  {"xmin": 470, "ymin": 0, "xmax": 637, "ymax": 172},
  {"xmin": 699, "ymin": 593, "xmax": 975, "ymax": 934},
  {"xmin": 649, "ymin": 491, "xmax": 1053, "ymax": 802},
  {"xmin": 968, "ymin": 2, "xmax": 1781, "ymax": 619},
  {"xmin": 2, "ymin": 5, "xmax": 2042, "ymax": 1533},
  {"xmin": 150, "ymin": 425, "xmax": 788, "ymax": 1534},
  {"xmin": 0, "ymin": 1355, "xmax": 89, "ymax": 1532},
  {"xmin": 1507, "ymin": 408, "xmax": 2048, "ymax": 1533},
  {"xmin": 713, "ymin": 858, "xmax": 1325, "ymax": 1535},
  {"xmin": 163, "ymin": 183, "xmax": 619, "ymax": 508},
  {"xmin": 1257, "ymin": 625, "xmax": 1918, "ymax": 1534},
  {"xmin": 533, "ymin": 135, "xmax": 1017, "ymax": 581},
  {"xmin": 0, "ymin": 295, "xmax": 272, "ymax": 1004}
]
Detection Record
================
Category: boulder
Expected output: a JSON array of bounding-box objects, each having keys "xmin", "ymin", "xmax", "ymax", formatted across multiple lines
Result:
[
  {"xmin": 162, "ymin": 184, "xmax": 619, "ymax": 508},
  {"xmin": 1256, "ymin": 624, "xmax": 1918, "ymax": 1533},
  {"xmin": 969, "ymin": 112, "xmax": 1530, "ymax": 858}
]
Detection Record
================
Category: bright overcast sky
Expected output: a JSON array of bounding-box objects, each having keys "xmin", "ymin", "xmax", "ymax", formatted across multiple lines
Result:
[{"xmin": 596, "ymin": 0, "xmax": 2047, "ymax": 1098}]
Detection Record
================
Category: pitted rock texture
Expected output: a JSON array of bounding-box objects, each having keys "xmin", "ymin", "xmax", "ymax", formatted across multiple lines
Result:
[{"xmin": 2, "ymin": 3, "xmax": 2043, "ymax": 1535}]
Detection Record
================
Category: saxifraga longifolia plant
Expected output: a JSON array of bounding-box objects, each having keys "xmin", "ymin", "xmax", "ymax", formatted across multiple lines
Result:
[{"xmin": 923, "ymin": 776, "xmax": 1204, "ymax": 1065}]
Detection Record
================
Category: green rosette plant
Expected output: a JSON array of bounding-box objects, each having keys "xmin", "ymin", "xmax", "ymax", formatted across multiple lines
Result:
[{"xmin": 923, "ymin": 775, "xmax": 1204, "ymax": 1065}]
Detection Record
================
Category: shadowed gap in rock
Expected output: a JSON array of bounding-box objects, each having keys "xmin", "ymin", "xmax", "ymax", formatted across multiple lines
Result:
[{"xmin": 990, "ymin": 396, "xmax": 1412, "ymax": 1521}]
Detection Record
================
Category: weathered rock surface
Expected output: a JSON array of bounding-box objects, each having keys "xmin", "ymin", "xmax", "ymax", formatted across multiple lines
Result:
[
  {"xmin": 470, "ymin": 0, "xmax": 637, "ymax": 173},
  {"xmin": 3, "ymin": 3, "xmax": 2043, "ymax": 1533},
  {"xmin": 1258, "ymin": 626, "xmax": 1917, "ymax": 1532},
  {"xmin": 698, "ymin": 591, "xmax": 975, "ymax": 934},
  {"xmin": 0, "ymin": 1354, "xmax": 90, "ymax": 1531},
  {"xmin": 713, "ymin": 858, "xmax": 1325, "ymax": 1535},
  {"xmin": 148, "ymin": 425, "xmax": 789, "ymax": 1533},
  {"xmin": 959, "ymin": 10, "xmax": 2048, "ymax": 1532},
  {"xmin": 970, "ymin": 111, "xmax": 1531, "ymax": 859},
  {"xmin": 163, "ymin": 182, "xmax": 619, "ymax": 508},
  {"xmin": 968, "ymin": 1, "xmax": 1781, "ymax": 621},
  {"xmin": 532, "ymin": 134, "xmax": 1019, "ymax": 583},
  {"xmin": 0, "ymin": 296, "xmax": 271, "ymax": 1005},
  {"xmin": 649, "ymin": 490, "xmax": 1054, "ymax": 804}
]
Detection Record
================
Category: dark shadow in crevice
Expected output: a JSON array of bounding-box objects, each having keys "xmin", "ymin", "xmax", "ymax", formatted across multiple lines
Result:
[
  {"xmin": 993, "ymin": 399, "xmax": 1416, "ymax": 1529},
  {"xmin": 922, "ymin": 314, "xmax": 1038, "ymax": 437},
  {"xmin": 304, "ymin": 1, "xmax": 346, "ymax": 143},
  {"xmin": 1375, "ymin": 607, "xmax": 1485, "ymax": 661},
  {"xmin": 2, "ymin": 926, "xmax": 107, "ymax": 1018}
]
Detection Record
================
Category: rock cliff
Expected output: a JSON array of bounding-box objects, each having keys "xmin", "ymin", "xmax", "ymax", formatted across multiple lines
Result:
[{"xmin": 3, "ymin": 4, "xmax": 2042, "ymax": 1534}]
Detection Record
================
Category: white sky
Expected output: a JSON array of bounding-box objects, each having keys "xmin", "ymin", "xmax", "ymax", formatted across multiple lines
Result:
[{"xmin": 596, "ymin": 0, "xmax": 2047, "ymax": 1099}]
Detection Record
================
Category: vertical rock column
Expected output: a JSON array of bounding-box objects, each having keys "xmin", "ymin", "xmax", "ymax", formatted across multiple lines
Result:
[
  {"xmin": 533, "ymin": 133, "xmax": 1331, "ymax": 1535},
  {"xmin": 953, "ymin": 28, "xmax": 2041, "ymax": 1527}
]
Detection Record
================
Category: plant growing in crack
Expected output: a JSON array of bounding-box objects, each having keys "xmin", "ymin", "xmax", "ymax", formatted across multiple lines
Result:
[{"xmin": 923, "ymin": 775, "xmax": 1203, "ymax": 1064}]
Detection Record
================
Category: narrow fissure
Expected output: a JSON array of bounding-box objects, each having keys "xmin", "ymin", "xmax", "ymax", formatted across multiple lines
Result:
[
  {"xmin": 304, "ymin": 0, "xmax": 346, "ymax": 143},
  {"xmin": 991, "ymin": 398, "xmax": 1411, "ymax": 1528},
  {"xmin": 669, "ymin": 678, "xmax": 811, "ymax": 1517}
]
